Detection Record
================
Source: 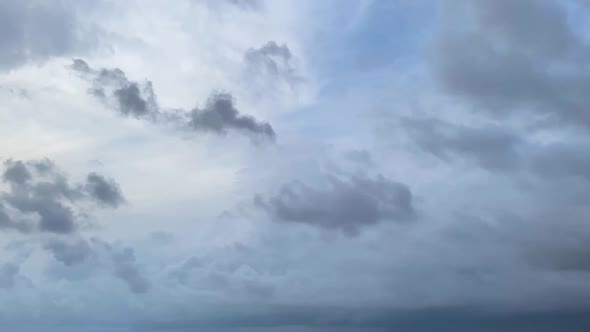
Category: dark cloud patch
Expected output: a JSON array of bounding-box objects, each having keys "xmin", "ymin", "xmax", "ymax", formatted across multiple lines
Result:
[
  {"xmin": 71, "ymin": 59, "xmax": 276, "ymax": 141},
  {"xmin": 430, "ymin": 0, "xmax": 590, "ymax": 127},
  {"xmin": 0, "ymin": 263, "xmax": 19, "ymax": 289},
  {"xmin": 86, "ymin": 173, "xmax": 125, "ymax": 208},
  {"xmin": 2, "ymin": 160, "xmax": 32, "ymax": 184},
  {"xmin": 0, "ymin": 0, "xmax": 98, "ymax": 71},
  {"xmin": 70, "ymin": 59, "xmax": 158, "ymax": 119},
  {"xmin": 402, "ymin": 116, "xmax": 590, "ymax": 181},
  {"xmin": 0, "ymin": 158, "xmax": 124, "ymax": 234},
  {"xmin": 255, "ymin": 174, "xmax": 414, "ymax": 235},
  {"xmin": 112, "ymin": 247, "xmax": 151, "ymax": 294},
  {"xmin": 113, "ymin": 84, "xmax": 150, "ymax": 117},
  {"xmin": 44, "ymin": 238, "xmax": 93, "ymax": 266},
  {"xmin": 190, "ymin": 93, "xmax": 276, "ymax": 139},
  {"xmin": 403, "ymin": 118, "xmax": 524, "ymax": 171}
]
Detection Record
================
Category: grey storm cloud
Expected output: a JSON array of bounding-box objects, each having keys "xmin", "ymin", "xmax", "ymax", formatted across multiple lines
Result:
[
  {"xmin": 255, "ymin": 174, "xmax": 414, "ymax": 235},
  {"xmin": 244, "ymin": 41, "xmax": 304, "ymax": 87},
  {"xmin": 0, "ymin": 0, "xmax": 97, "ymax": 71},
  {"xmin": 0, "ymin": 158, "xmax": 124, "ymax": 234},
  {"xmin": 430, "ymin": 0, "xmax": 590, "ymax": 127},
  {"xmin": 70, "ymin": 59, "xmax": 276, "ymax": 141}
]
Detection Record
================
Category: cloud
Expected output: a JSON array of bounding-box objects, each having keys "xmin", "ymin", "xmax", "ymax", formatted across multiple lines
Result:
[
  {"xmin": 402, "ymin": 117, "xmax": 523, "ymax": 171},
  {"xmin": 111, "ymin": 247, "xmax": 151, "ymax": 294},
  {"xmin": 0, "ymin": 263, "xmax": 19, "ymax": 289},
  {"xmin": 43, "ymin": 237, "xmax": 151, "ymax": 294},
  {"xmin": 0, "ymin": 158, "xmax": 124, "ymax": 234},
  {"xmin": 0, "ymin": 0, "xmax": 98, "ymax": 70},
  {"xmin": 255, "ymin": 174, "xmax": 414, "ymax": 235},
  {"xmin": 70, "ymin": 59, "xmax": 276, "ymax": 141},
  {"xmin": 86, "ymin": 173, "xmax": 125, "ymax": 208},
  {"xmin": 244, "ymin": 41, "xmax": 303, "ymax": 87},
  {"xmin": 402, "ymin": 116, "xmax": 590, "ymax": 181},
  {"xmin": 71, "ymin": 59, "xmax": 158, "ymax": 119},
  {"xmin": 44, "ymin": 238, "xmax": 93, "ymax": 266},
  {"xmin": 190, "ymin": 93, "xmax": 276, "ymax": 139},
  {"xmin": 429, "ymin": 0, "xmax": 590, "ymax": 127}
]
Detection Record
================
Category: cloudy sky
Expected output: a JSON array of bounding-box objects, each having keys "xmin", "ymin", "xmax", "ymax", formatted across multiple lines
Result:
[{"xmin": 1, "ymin": 0, "xmax": 590, "ymax": 331}]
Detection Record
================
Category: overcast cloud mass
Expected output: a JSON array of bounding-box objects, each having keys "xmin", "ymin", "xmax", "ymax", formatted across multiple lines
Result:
[{"xmin": 1, "ymin": 0, "xmax": 590, "ymax": 331}]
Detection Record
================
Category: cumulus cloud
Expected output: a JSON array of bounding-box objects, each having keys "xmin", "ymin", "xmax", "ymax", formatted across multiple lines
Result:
[
  {"xmin": 70, "ymin": 59, "xmax": 276, "ymax": 141},
  {"xmin": 255, "ymin": 174, "xmax": 414, "ymax": 235},
  {"xmin": 0, "ymin": 158, "xmax": 124, "ymax": 234},
  {"xmin": 429, "ymin": 0, "xmax": 590, "ymax": 127},
  {"xmin": 0, "ymin": 0, "xmax": 98, "ymax": 70}
]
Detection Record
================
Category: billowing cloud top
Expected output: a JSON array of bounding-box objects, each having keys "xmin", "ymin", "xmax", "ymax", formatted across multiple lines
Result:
[{"xmin": 2, "ymin": 0, "xmax": 590, "ymax": 331}]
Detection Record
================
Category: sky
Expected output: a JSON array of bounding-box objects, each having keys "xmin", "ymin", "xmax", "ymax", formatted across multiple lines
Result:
[{"xmin": 1, "ymin": 0, "xmax": 590, "ymax": 331}]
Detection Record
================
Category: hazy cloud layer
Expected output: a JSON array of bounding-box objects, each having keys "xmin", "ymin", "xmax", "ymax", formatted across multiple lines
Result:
[
  {"xmin": 0, "ymin": 0, "xmax": 98, "ymax": 70},
  {"xmin": 111, "ymin": 246, "xmax": 151, "ymax": 294},
  {"xmin": 71, "ymin": 59, "xmax": 276, "ymax": 141}
]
